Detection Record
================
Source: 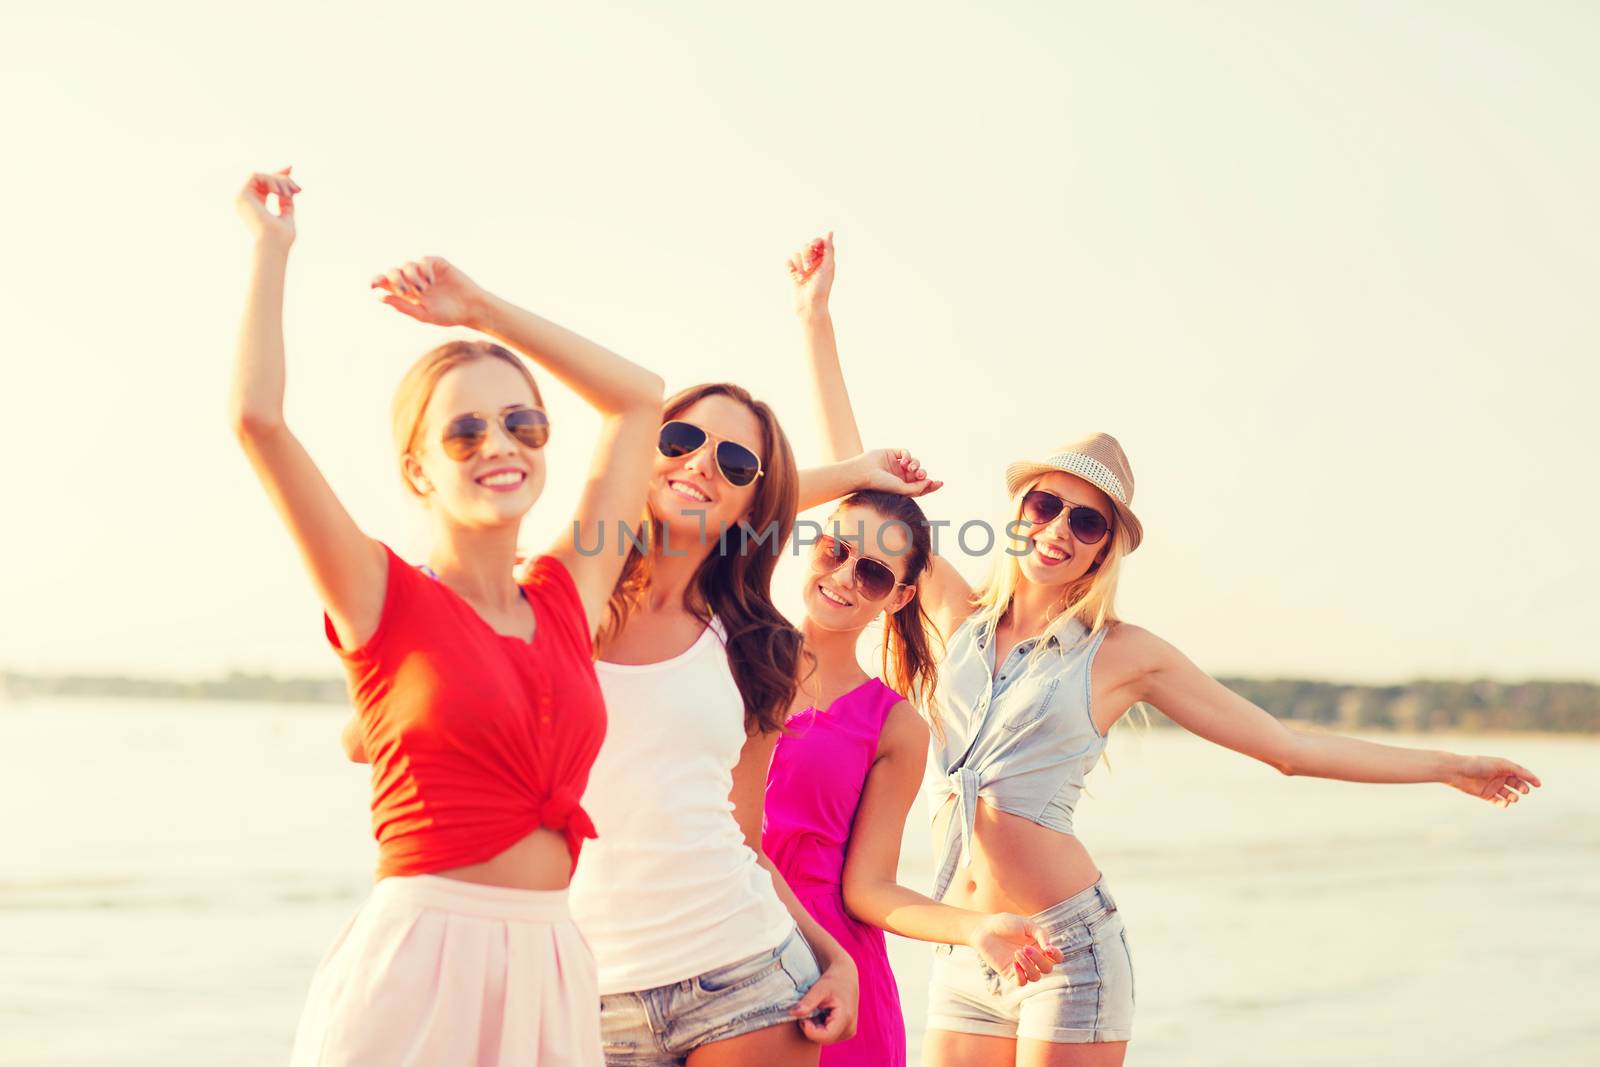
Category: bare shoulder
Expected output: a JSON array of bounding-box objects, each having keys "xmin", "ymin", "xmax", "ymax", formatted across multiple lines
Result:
[
  {"xmin": 878, "ymin": 699, "xmax": 931, "ymax": 761},
  {"xmin": 1097, "ymin": 622, "xmax": 1182, "ymax": 687}
]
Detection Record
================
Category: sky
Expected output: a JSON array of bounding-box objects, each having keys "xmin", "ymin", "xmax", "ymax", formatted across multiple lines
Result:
[{"xmin": 1, "ymin": 2, "xmax": 1596, "ymax": 684}]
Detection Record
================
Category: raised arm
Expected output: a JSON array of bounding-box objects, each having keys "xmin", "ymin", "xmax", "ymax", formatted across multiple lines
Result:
[
  {"xmin": 1113, "ymin": 625, "xmax": 1542, "ymax": 804},
  {"xmin": 372, "ymin": 257, "xmax": 663, "ymax": 634},
  {"xmin": 230, "ymin": 170, "xmax": 387, "ymax": 652},
  {"xmin": 840, "ymin": 703, "xmax": 1061, "ymax": 985},
  {"xmin": 790, "ymin": 234, "xmax": 862, "ymax": 460},
  {"xmin": 787, "ymin": 234, "xmax": 971, "ymax": 637}
]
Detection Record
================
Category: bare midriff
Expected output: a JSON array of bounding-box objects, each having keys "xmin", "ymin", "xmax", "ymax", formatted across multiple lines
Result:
[
  {"xmin": 933, "ymin": 794, "xmax": 1101, "ymax": 916},
  {"xmin": 430, "ymin": 827, "xmax": 573, "ymax": 891}
]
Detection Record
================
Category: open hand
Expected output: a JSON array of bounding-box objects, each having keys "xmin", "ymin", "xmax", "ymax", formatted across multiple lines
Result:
[
  {"xmin": 370, "ymin": 256, "xmax": 488, "ymax": 329},
  {"xmin": 236, "ymin": 168, "xmax": 299, "ymax": 246},
  {"xmin": 788, "ymin": 232, "xmax": 835, "ymax": 315},
  {"xmin": 1444, "ymin": 754, "xmax": 1541, "ymax": 807},
  {"xmin": 970, "ymin": 913, "xmax": 1064, "ymax": 987},
  {"xmin": 790, "ymin": 957, "xmax": 858, "ymax": 1044},
  {"xmin": 855, "ymin": 447, "xmax": 943, "ymax": 498}
]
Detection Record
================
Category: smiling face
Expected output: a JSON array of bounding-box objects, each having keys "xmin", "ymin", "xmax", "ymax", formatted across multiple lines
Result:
[
  {"xmin": 404, "ymin": 356, "xmax": 547, "ymax": 528},
  {"xmin": 1014, "ymin": 471, "xmax": 1116, "ymax": 590},
  {"xmin": 802, "ymin": 504, "xmax": 917, "ymax": 634},
  {"xmin": 648, "ymin": 393, "xmax": 767, "ymax": 545}
]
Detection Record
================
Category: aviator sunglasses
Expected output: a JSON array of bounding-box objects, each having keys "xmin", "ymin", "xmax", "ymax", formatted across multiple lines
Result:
[
  {"xmin": 811, "ymin": 534, "xmax": 906, "ymax": 602},
  {"xmin": 440, "ymin": 407, "xmax": 551, "ymax": 461},
  {"xmin": 1020, "ymin": 489, "xmax": 1111, "ymax": 545},
  {"xmin": 657, "ymin": 420, "xmax": 765, "ymax": 487}
]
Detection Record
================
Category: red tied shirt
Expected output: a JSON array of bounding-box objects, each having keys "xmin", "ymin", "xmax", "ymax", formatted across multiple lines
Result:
[{"xmin": 325, "ymin": 545, "xmax": 606, "ymax": 879}]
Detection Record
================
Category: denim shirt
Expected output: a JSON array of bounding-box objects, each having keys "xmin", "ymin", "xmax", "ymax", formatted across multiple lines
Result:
[{"xmin": 926, "ymin": 613, "xmax": 1111, "ymax": 902}]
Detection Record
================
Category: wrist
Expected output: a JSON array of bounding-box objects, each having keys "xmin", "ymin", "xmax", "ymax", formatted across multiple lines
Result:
[
  {"xmin": 957, "ymin": 912, "xmax": 985, "ymax": 948},
  {"xmin": 1437, "ymin": 751, "xmax": 1465, "ymax": 783},
  {"xmin": 463, "ymin": 288, "xmax": 501, "ymax": 333},
  {"xmin": 796, "ymin": 302, "xmax": 832, "ymax": 324},
  {"xmin": 822, "ymin": 948, "xmax": 857, "ymax": 976},
  {"xmin": 251, "ymin": 235, "xmax": 292, "ymax": 261}
]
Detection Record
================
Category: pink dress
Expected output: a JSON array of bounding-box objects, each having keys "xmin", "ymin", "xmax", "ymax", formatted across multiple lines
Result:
[{"xmin": 764, "ymin": 678, "xmax": 907, "ymax": 1067}]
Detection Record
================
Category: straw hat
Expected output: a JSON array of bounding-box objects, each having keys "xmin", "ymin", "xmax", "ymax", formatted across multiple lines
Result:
[{"xmin": 1004, "ymin": 432, "xmax": 1144, "ymax": 552}]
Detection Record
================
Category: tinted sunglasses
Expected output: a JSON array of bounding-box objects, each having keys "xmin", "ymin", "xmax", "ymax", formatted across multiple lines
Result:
[
  {"xmin": 1020, "ymin": 489, "xmax": 1111, "ymax": 545},
  {"xmin": 441, "ymin": 407, "xmax": 550, "ymax": 461},
  {"xmin": 811, "ymin": 534, "xmax": 906, "ymax": 602},
  {"xmin": 657, "ymin": 420, "xmax": 764, "ymax": 488}
]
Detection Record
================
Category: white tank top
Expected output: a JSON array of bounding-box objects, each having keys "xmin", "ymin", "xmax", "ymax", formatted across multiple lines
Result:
[{"xmin": 569, "ymin": 618, "xmax": 794, "ymax": 994}]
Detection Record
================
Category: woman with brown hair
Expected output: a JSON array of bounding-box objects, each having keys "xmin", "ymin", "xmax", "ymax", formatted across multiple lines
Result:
[
  {"xmin": 564, "ymin": 381, "xmax": 863, "ymax": 1066},
  {"xmin": 795, "ymin": 235, "xmax": 1544, "ymax": 1067},
  {"xmin": 762, "ymin": 235, "xmax": 1068, "ymax": 1067},
  {"xmin": 230, "ymin": 168, "xmax": 663, "ymax": 1065}
]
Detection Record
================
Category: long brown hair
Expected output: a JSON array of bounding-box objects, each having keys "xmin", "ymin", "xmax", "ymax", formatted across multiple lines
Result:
[
  {"xmin": 601, "ymin": 383, "xmax": 808, "ymax": 734},
  {"xmin": 837, "ymin": 490, "xmax": 943, "ymax": 732},
  {"xmin": 391, "ymin": 340, "xmax": 544, "ymax": 495}
]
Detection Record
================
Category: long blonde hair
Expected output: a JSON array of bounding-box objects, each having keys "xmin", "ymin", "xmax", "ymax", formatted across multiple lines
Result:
[{"xmin": 969, "ymin": 478, "xmax": 1132, "ymax": 655}]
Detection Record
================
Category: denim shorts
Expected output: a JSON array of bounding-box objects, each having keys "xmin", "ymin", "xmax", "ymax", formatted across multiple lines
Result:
[
  {"xmin": 598, "ymin": 926, "xmax": 822, "ymax": 1065},
  {"xmin": 926, "ymin": 878, "xmax": 1134, "ymax": 1044}
]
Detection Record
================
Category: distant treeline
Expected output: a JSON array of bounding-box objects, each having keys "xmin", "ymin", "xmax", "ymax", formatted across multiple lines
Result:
[
  {"xmin": 1151, "ymin": 678, "xmax": 1600, "ymax": 734},
  {"xmin": 3, "ymin": 670, "xmax": 1597, "ymax": 733},
  {"xmin": 0, "ymin": 670, "xmax": 347, "ymax": 705}
]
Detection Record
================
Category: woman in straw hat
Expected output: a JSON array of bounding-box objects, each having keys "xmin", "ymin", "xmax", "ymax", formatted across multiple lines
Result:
[{"xmin": 794, "ymin": 233, "xmax": 1543, "ymax": 1067}]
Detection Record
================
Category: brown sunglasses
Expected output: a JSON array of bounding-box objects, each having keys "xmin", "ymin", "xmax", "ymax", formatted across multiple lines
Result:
[
  {"xmin": 440, "ymin": 407, "xmax": 550, "ymax": 461},
  {"xmin": 811, "ymin": 534, "xmax": 907, "ymax": 602}
]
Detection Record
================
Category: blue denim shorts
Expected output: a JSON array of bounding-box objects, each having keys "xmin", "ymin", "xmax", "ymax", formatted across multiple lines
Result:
[
  {"xmin": 926, "ymin": 878, "xmax": 1134, "ymax": 1044},
  {"xmin": 598, "ymin": 926, "xmax": 822, "ymax": 1065}
]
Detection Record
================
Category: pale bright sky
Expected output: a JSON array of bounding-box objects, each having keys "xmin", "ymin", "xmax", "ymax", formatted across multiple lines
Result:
[{"xmin": 2, "ymin": 3, "xmax": 1596, "ymax": 683}]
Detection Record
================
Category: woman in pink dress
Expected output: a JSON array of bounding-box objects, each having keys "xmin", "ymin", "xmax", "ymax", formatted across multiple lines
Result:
[{"xmin": 764, "ymin": 236, "xmax": 1065, "ymax": 1066}]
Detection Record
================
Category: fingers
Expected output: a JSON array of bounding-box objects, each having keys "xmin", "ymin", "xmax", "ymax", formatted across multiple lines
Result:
[
  {"xmin": 1027, "ymin": 923, "xmax": 1063, "ymax": 962},
  {"xmin": 1513, "ymin": 764, "xmax": 1541, "ymax": 789},
  {"xmin": 372, "ymin": 262, "xmax": 434, "ymax": 298},
  {"xmin": 242, "ymin": 170, "xmax": 300, "ymax": 208},
  {"xmin": 891, "ymin": 450, "xmax": 942, "ymax": 495},
  {"xmin": 799, "ymin": 1009, "xmax": 851, "ymax": 1044},
  {"xmin": 791, "ymin": 982, "xmax": 825, "ymax": 1018},
  {"xmin": 1012, "ymin": 946, "xmax": 1044, "ymax": 984}
]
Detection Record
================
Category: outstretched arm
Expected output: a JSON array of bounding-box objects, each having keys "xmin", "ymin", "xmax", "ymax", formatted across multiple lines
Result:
[
  {"xmin": 372, "ymin": 258, "xmax": 664, "ymax": 634},
  {"xmin": 230, "ymin": 169, "xmax": 387, "ymax": 652},
  {"xmin": 1118, "ymin": 626, "xmax": 1541, "ymax": 804},
  {"xmin": 841, "ymin": 704, "xmax": 1062, "ymax": 985}
]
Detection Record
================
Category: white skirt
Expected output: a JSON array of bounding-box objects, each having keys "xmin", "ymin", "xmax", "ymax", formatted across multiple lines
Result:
[{"xmin": 290, "ymin": 875, "xmax": 601, "ymax": 1067}]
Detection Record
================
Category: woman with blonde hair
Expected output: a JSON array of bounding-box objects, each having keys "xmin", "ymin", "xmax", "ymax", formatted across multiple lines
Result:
[
  {"xmin": 334, "ymin": 285, "xmax": 868, "ymax": 1058},
  {"xmin": 799, "ymin": 236, "xmax": 1543, "ymax": 1067},
  {"xmin": 231, "ymin": 168, "xmax": 663, "ymax": 1065}
]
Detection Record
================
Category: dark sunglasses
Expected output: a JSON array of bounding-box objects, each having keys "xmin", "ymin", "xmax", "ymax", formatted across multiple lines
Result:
[
  {"xmin": 441, "ymin": 407, "xmax": 550, "ymax": 461},
  {"xmin": 657, "ymin": 420, "xmax": 765, "ymax": 488},
  {"xmin": 1020, "ymin": 490, "xmax": 1111, "ymax": 545},
  {"xmin": 811, "ymin": 534, "xmax": 906, "ymax": 602}
]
